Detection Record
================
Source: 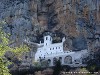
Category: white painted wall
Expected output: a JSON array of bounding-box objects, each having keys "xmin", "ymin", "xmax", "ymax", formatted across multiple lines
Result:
[{"xmin": 35, "ymin": 35, "xmax": 65, "ymax": 61}]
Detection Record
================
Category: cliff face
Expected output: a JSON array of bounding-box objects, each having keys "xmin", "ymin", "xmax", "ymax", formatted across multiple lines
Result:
[{"xmin": 0, "ymin": 0, "xmax": 100, "ymax": 50}]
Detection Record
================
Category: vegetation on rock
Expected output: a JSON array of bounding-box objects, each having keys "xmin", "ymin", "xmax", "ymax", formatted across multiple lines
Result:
[{"xmin": 0, "ymin": 21, "xmax": 29, "ymax": 75}]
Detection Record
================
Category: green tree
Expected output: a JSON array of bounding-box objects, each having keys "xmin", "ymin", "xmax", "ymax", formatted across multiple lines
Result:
[
  {"xmin": 86, "ymin": 49, "xmax": 100, "ymax": 73},
  {"xmin": 0, "ymin": 21, "xmax": 29, "ymax": 75},
  {"xmin": 53, "ymin": 60, "xmax": 62, "ymax": 75}
]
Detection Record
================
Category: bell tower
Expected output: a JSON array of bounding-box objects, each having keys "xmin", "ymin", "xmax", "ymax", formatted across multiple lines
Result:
[{"xmin": 43, "ymin": 32, "xmax": 52, "ymax": 46}]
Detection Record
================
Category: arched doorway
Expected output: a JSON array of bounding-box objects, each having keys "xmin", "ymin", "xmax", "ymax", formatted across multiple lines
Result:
[
  {"xmin": 48, "ymin": 59, "xmax": 51, "ymax": 66},
  {"xmin": 59, "ymin": 57, "xmax": 62, "ymax": 63},
  {"xmin": 64, "ymin": 56, "xmax": 72, "ymax": 64},
  {"xmin": 53, "ymin": 57, "xmax": 57, "ymax": 65}
]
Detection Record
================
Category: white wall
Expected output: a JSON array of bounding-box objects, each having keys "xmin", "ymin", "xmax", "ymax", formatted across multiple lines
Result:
[{"xmin": 35, "ymin": 35, "xmax": 65, "ymax": 61}]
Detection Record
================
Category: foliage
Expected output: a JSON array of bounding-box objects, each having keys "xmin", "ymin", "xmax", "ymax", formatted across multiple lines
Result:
[
  {"xmin": 33, "ymin": 62, "xmax": 42, "ymax": 71},
  {"xmin": 0, "ymin": 21, "xmax": 29, "ymax": 75},
  {"xmin": 53, "ymin": 60, "xmax": 62, "ymax": 75},
  {"xmin": 33, "ymin": 62, "xmax": 41, "ymax": 68},
  {"xmin": 86, "ymin": 59, "xmax": 100, "ymax": 73},
  {"xmin": 11, "ymin": 45, "xmax": 29, "ymax": 58},
  {"xmin": 86, "ymin": 49, "xmax": 100, "ymax": 73},
  {"xmin": 41, "ymin": 60, "xmax": 48, "ymax": 67}
]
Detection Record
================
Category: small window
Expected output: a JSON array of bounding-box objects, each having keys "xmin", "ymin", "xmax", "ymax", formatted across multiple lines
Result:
[
  {"xmin": 50, "ymin": 48, "xmax": 51, "ymax": 50},
  {"xmin": 56, "ymin": 47, "xmax": 57, "ymax": 49},
  {"xmin": 46, "ymin": 37, "xmax": 48, "ymax": 40},
  {"xmin": 53, "ymin": 48, "xmax": 54, "ymax": 50},
  {"xmin": 40, "ymin": 51, "xmax": 41, "ymax": 52},
  {"xmin": 59, "ymin": 47, "xmax": 60, "ymax": 49},
  {"xmin": 46, "ymin": 43, "xmax": 47, "ymax": 45}
]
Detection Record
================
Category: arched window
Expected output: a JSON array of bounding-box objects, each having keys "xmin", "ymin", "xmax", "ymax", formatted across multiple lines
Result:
[{"xmin": 64, "ymin": 56, "xmax": 72, "ymax": 64}]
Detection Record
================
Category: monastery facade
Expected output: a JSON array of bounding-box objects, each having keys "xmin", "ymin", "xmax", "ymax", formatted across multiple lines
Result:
[{"xmin": 35, "ymin": 32, "xmax": 89, "ymax": 67}]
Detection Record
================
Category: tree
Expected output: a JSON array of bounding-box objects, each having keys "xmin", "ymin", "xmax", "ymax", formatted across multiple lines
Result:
[
  {"xmin": 53, "ymin": 60, "xmax": 62, "ymax": 75},
  {"xmin": 86, "ymin": 49, "xmax": 100, "ymax": 73},
  {"xmin": 0, "ymin": 21, "xmax": 29, "ymax": 75},
  {"xmin": 86, "ymin": 59, "xmax": 98, "ymax": 73}
]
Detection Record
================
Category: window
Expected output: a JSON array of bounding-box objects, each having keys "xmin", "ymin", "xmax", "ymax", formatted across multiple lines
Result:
[
  {"xmin": 53, "ymin": 48, "xmax": 54, "ymax": 50},
  {"xmin": 56, "ymin": 47, "xmax": 57, "ymax": 49},
  {"xmin": 40, "ymin": 51, "xmax": 41, "ymax": 52},
  {"xmin": 46, "ymin": 37, "xmax": 48, "ymax": 40},
  {"xmin": 46, "ymin": 43, "xmax": 47, "ymax": 45},
  {"xmin": 59, "ymin": 47, "xmax": 60, "ymax": 49},
  {"xmin": 50, "ymin": 48, "xmax": 51, "ymax": 50}
]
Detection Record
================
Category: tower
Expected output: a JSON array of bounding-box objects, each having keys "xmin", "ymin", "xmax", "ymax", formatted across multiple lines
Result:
[{"xmin": 43, "ymin": 32, "xmax": 52, "ymax": 46}]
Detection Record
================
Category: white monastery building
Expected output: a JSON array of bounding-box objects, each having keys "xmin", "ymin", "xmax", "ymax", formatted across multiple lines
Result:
[
  {"xmin": 35, "ymin": 32, "xmax": 65, "ymax": 61},
  {"xmin": 35, "ymin": 32, "xmax": 89, "ymax": 67}
]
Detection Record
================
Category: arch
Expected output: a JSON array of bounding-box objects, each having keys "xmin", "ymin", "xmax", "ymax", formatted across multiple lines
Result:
[
  {"xmin": 53, "ymin": 57, "xmax": 57, "ymax": 65},
  {"xmin": 48, "ymin": 59, "xmax": 51, "ymax": 65},
  {"xmin": 59, "ymin": 57, "xmax": 62, "ymax": 63},
  {"xmin": 64, "ymin": 56, "xmax": 72, "ymax": 64}
]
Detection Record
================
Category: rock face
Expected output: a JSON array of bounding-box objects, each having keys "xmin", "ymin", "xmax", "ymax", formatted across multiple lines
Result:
[{"xmin": 0, "ymin": 0, "xmax": 100, "ymax": 50}]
